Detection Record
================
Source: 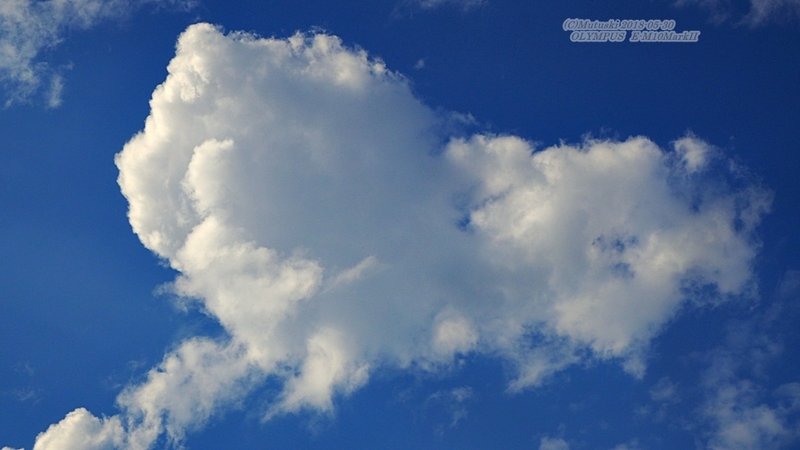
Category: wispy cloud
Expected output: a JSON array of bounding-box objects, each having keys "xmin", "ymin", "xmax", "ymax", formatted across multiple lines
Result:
[
  {"xmin": 698, "ymin": 275, "xmax": 800, "ymax": 449},
  {"xmin": 29, "ymin": 23, "xmax": 771, "ymax": 449},
  {"xmin": 700, "ymin": 338, "xmax": 800, "ymax": 448},
  {"xmin": 0, "ymin": 0, "xmax": 192, "ymax": 108},
  {"xmin": 425, "ymin": 386, "xmax": 474, "ymax": 432},
  {"xmin": 674, "ymin": 0, "xmax": 800, "ymax": 26},
  {"xmin": 393, "ymin": 0, "xmax": 485, "ymax": 17},
  {"xmin": 411, "ymin": 0, "xmax": 485, "ymax": 11}
]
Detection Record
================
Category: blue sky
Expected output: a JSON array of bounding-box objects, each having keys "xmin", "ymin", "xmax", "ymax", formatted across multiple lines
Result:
[{"xmin": 1, "ymin": 0, "xmax": 799, "ymax": 449}]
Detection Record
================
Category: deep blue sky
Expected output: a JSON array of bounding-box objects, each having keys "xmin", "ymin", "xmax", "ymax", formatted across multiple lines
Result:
[{"xmin": 1, "ymin": 1, "xmax": 799, "ymax": 449}]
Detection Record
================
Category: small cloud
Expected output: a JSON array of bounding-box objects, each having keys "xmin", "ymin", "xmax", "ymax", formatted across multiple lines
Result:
[
  {"xmin": 326, "ymin": 256, "xmax": 380, "ymax": 291},
  {"xmin": 774, "ymin": 382, "xmax": 800, "ymax": 412},
  {"xmin": 414, "ymin": 58, "xmax": 426, "ymax": 70},
  {"xmin": 673, "ymin": 134, "xmax": 713, "ymax": 173},
  {"xmin": 13, "ymin": 361, "xmax": 34, "ymax": 377},
  {"xmin": 776, "ymin": 269, "xmax": 800, "ymax": 300},
  {"xmin": 413, "ymin": 0, "xmax": 486, "ymax": 11},
  {"xmin": 610, "ymin": 440, "xmax": 643, "ymax": 450},
  {"xmin": 432, "ymin": 311, "xmax": 478, "ymax": 356},
  {"xmin": 539, "ymin": 436, "xmax": 570, "ymax": 450},
  {"xmin": 650, "ymin": 377, "xmax": 679, "ymax": 403},
  {"xmin": 393, "ymin": 0, "xmax": 486, "ymax": 17},
  {"xmin": 46, "ymin": 73, "xmax": 64, "ymax": 109},
  {"xmin": 673, "ymin": 0, "xmax": 800, "ymax": 26},
  {"xmin": 12, "ymin": 388, "xmax": 41, "ymax": 404},
  {"xmin": 426, "ymin": 387, "xmax": 474, "ymax": 432}
]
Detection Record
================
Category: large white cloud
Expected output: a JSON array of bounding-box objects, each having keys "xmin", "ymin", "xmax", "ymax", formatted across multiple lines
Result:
[{"xmin": 30, "ymin": 23, "xmax": 771, "ymax": 449}]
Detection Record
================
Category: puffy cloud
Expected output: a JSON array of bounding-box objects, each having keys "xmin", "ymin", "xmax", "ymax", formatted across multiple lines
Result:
[
  {"xmin": 0, "ymin": 0, "xmax": 191, "ymax": 107},
  {"xmin": 33, "ymin": 23, "xmax": 770, "ymax": 448},
  {"xmin": 432, "ymin": 311, "xmax": 479, "ymax": 356},
  {"xmin": 116, "ymin": 338, "xmax": 259, "ymax": 448},
  {"xmin": 673, "ymin": 135, "xmax": 712, "ymax": 173},
  {"xmin": 448, "ymin": 134, "xmax": 768, "ymax": 361},
  {"xmin": 271, "ymin": 328, "xmax": 370, "ymax": 415},
  {"xmin": 33, "ymin": 408, "xmax": 124, "ymax": 450}
]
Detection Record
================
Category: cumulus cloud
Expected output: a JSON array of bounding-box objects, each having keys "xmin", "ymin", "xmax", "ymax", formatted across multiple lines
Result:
[
  {"xmin": 33, "ymin": 408, "xmax": 125, "ymax": 450},
  {"xmin": 0, "ymin": 0, "xmax": 191, "ymax": 107},
  {"xmin": 30, "ymin": 23, "xmax": 770, "ymax": 448}
]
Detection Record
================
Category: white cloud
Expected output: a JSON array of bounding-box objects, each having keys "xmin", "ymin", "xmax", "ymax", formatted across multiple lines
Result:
[
  {"xmin": 432, "ymin": 310, "xmax": 478, "ymax": 356},
  {"xmin": 33, "ymin": 408, "xmax": 124, "ymax": 450},
  {"xmin": 45, "ymin": 72, "xmax": 63, "ymax": 108},
  {"xmin": 448, "ymin": 134, "xmax": 768, "ymax": 361},
  {"xmin": 117, "ymin": 338, "xmax": 259, "ymax": 448},
  {"xmin": 271, "ymin": 328, "xmax": 370, "ymax": 415},
  {"xmin": 673, "ymin": 135, "xmax": 712, "ymax": 173},
  {"xmin": 0, "ymin": 0, "xmax": 191, "ymax": 107},
  {"xmin": 32, "ymin": 23, "xmax": 771, "ymax": 448}
]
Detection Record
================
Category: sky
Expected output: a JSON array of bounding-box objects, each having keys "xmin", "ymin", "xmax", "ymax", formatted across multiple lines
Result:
[{"xmin": 1, "ymin": 0, "xmax": 799, "ymax": 449}]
